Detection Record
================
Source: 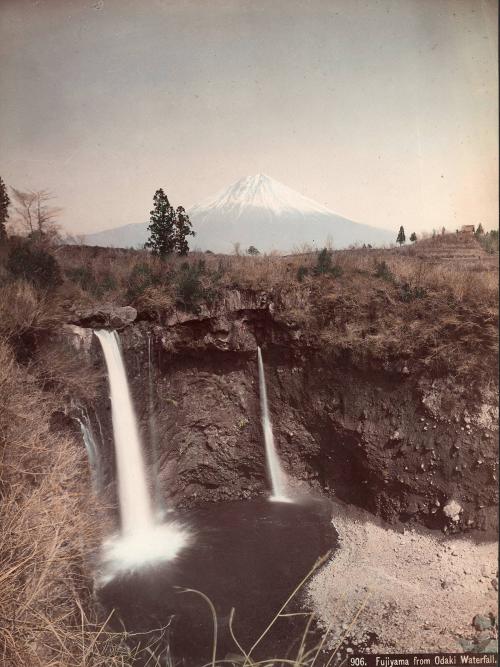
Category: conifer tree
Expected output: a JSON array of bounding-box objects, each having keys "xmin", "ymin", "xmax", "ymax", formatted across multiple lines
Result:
[
  {"xmin": 145, "ymin": 189, "xmax": 176, "ymax": 257},
  {"xmin": 0, "ymin": 176, "xmax": 10, "ymax": 242},
  {"xmin": 410, "ymin": 232, "xmax": 417, "ymax": 243},
  {"xmin": 396, "ymin": 226, "xmax": 406, "ymax": 246},
  {"xmin": 174, "ymin": 205, "xmax": 195, "ymax": 256},
  {"xmin": 145, "ymin": 190, "xmax": 195, "ymax": 257}
]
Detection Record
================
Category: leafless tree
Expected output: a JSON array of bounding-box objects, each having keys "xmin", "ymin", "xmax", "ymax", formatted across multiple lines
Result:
[
  {"xmin": 10, "ymin": 188, "xmax": 62, "ymax": 240},
  {"xmin": 232, "ymin": 241, "xmax": 241, "ymax": 256}
]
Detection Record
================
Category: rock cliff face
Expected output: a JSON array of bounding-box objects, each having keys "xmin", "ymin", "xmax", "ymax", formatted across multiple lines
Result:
[{"xmin": 66, "ymin": 289, "xmax": 498, "ymax": 535}]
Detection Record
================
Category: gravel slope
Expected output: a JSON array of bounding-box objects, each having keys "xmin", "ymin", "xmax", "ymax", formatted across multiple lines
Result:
[{"xmin": 308, "ymin": 501, "xmax": 498, "ymax": 655}]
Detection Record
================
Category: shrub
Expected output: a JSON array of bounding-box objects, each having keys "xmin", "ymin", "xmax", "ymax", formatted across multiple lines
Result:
[
  {"xmin": 134, "ymin": 284, "xmax": 175, "ymax": 316},
  {"xmin": 126, "ymin": 262, "xmax": 161, "ymax": 301},
  {"xmin": 399, "ymin": 282, "xmax": 427, "ymax": 302},
  {"xmin": 330, "ymin": 264, "xmax": 344, "ymax": 278},
  {"xmin": 313, "ymin": 248, "xmax": 343, "ymax": 278},
  {"xmin": 66, "ymin": 266, "xmax": 118, "ymax": 299},
  {"xmin": 314, "ymin": 248, "xmax": 333, "ymax": 275},
  {"xmin": 297, "ymin": 266, "xmax": 309, "ymax": 282},
  {"xmin": 7, "ymin": 242, "xmax": 62, "ymax": 288},
  {"xmin": 477, "ymin": 230, "xmax": 499, "ymax": 255},
  {"xmin": 175, "ymin": 261, "xmax": 204, "ymax": 311},
  {"xmin": 374, "ymin": 260, "xmax": 394, "ymax": 282}
]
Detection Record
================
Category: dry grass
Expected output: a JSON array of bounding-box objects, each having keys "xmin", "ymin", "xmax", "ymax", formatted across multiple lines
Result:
[
  {"xmin": 57, "ymin": 246, "xmax": 310, "ymax": 300},
  {"xmin": 56, "ymin": 243, "xmax": 498, "ymax": 380},
  {"xmin": 333, "ymin": 248, "xmax": 498, "ymax": 307},
  {"xmin": 0, "ymin": 334, "xmax": 168, "ymax": 666},
  {"xmin": 0, "ymin": 281, "xmax": 62, "ymax": 341},
  {"xmin": 57, "ymin": 243, "xmax": 497, "ymax": 308}
]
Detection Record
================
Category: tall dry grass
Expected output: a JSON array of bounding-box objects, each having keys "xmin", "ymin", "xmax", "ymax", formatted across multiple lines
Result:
[
  {"xmin": 0, "ymin": 280, "xmax": 62, "ymax": 341},
  {"xmin": 57, "ymin": 244, "xmax": 497, "ymax": 309},
  {"xmin": 0, "ymin": 284, "xmax": 167, "ymax": 665},
  {"xmin": 56, "ymin": 244, "xmax": 498, "ymax": 379},
  {"xmin": 333, "ymin": 248, "xmax": 498, "ymax": 307}
]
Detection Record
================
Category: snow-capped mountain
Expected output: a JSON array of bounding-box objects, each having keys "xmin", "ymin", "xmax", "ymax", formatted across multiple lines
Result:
[{"xmin": 84, "ymin": 174, "xmax": 394, "ymax": 251}]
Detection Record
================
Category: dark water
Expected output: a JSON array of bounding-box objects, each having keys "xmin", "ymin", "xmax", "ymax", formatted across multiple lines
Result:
[{"xmin": 99, "ymin": 497, "xmax": 337, "ymax": 666}]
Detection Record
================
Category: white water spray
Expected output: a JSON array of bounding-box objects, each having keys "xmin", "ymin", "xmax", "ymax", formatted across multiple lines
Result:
[
  {"xmin": 257, "ymin": 347, "xmax": 293, "ymax": 503},
  {"xmin": 95, "ymin": 330, "xmax": 189, "ymax": 576}
]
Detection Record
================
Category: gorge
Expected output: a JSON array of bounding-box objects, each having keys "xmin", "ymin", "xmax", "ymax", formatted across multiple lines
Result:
[{"xmin": 58, "ymin": 272, "xmax": 498, "ymax": 660}]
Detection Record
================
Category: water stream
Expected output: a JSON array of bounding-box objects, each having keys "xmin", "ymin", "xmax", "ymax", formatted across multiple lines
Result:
[
  {"xmin": 257, "ymin": 347, "xmax": 293, "ymax": 502},
  {"xmin": 95, "ymin": 329, "xmax": 189, "ymax": 577}
]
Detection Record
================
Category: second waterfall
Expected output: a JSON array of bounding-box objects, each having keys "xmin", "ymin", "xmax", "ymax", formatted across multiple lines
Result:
[{"xmin": 257, "ymin": 347, "xmax": 293, "ymax": 503}]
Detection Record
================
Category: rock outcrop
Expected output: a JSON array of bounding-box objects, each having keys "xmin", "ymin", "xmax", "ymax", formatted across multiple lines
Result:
[{"xmin": 69, "ymin": 304, "xmax": 137, "ymax": 329}]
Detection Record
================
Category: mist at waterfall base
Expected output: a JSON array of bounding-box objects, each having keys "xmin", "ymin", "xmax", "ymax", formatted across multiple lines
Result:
[{"xmin": 95, "ymin": 330, "xmax": 190, "ymax": 577}]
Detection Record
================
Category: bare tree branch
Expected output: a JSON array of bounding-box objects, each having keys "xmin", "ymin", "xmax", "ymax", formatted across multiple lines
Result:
[{"xmin": 10, "ymin": 188, "xmax": 62, "ymax": 240}]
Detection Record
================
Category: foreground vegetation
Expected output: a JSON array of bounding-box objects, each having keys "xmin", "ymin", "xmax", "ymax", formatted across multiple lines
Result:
[{"xmin": 0, "ymin": 233, "xmax": 498, "ymax": 664}]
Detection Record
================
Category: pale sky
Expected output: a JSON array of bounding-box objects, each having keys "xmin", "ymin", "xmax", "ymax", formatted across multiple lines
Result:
[{"xmin": 0, "ymin": 0, "xmax": 497, "ymax": 235}]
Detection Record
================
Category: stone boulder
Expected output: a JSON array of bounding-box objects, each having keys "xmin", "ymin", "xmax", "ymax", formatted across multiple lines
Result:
[
  {"xmin": 443, "ymin": 499, "xmax": 463, "ymax": 523},
  {"xmin": 69, "ymin": 304, "xmax": 137, "ymax": 330}
]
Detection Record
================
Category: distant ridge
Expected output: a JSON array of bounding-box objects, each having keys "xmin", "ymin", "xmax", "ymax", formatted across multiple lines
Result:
[{"xmin": 84, "ymin": 174, "xmax": 394, "ymax": 251}]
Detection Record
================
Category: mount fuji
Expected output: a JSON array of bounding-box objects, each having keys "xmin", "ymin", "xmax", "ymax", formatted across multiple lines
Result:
[{"xmin": 84, "ymin": 175, "xmax": 394, "ymax": 252}]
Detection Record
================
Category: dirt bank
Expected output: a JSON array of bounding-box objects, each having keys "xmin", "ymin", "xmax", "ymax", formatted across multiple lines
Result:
[{"xmin": 309, "ymin": 501, "xmax": 498, "ymax": 655}]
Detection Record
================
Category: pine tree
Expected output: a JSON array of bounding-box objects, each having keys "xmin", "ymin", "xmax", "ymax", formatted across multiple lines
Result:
[
  {"xmin": 174, "ymin": 205, "xmax": 195, "ymax": 256},
  {"xmin": 410, "ymin": 232, "xmax": 417, "ymax": 243},
  {"xmin": 145, "ymin": 189, "xmax": 176, "ymax": 256},
  {"xmin": 396, "ymin": 226, "xmax": 406, "ymax": 246},
  {"xmin": 0, "ymin": 176, "xmax": 10, "ymax": 242},
  {"xmin": 475, "ymin": 223, "xmax": 484, "ymax": 236},
  {"xmin": 145, "ymin": 190, "xmax": 194, "ymax": 257}
]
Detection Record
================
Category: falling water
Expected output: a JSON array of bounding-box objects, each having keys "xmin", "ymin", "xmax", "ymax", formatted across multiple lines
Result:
[
  {"xmin": 95, "ymin": 329, "xmax": 153, "ymax": 532},
  {"xmin": 95, "ymin": 329, "xmax": 189, "ymax": 576},
  {"xmin": 77, "ymin": 408, "xmax": 102, "ymax": 491},
  {"xmin": 147, "ymin": 334, "xmax": 162, "ymax": 514},
  {"xmin": 257, "ymin": 347, "xmax": 293, "ymax": 503}
]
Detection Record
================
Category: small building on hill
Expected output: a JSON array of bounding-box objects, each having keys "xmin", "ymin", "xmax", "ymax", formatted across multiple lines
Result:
[{"xmin": 460, "ymin": 224, "xmax": 475, "ymax": 236}]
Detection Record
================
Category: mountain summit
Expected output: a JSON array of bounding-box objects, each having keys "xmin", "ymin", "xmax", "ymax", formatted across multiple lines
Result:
[
  {"xmin": 190, "ymin": 174, "xmax": 393, "ymax": 252},
  {"xmin": 84, "ymin": 175, "xmax": 394, "ymax": 251},
  {"xmin": 190, "ymin": 174, "xmax": 333, "ymax": 220}
]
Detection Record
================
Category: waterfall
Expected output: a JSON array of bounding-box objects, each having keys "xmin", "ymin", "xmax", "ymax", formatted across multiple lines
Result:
[
  {"xmin": 257, "ymin": 347, "xmax": 293, "ymax": 503},
  {"xmin": 95, "ymin": 329, "xmax": 153, "ymax": 533},
  {"xmin": 95, "ymin": 329, "xmax": 190, "ymax": 576},
  {"xmin": 77, "ymin": 408, "xmax": 102, "ymax": 491},
  {"xmin": 78, "ymin": 415, "xmax": 97, "ymax": 470},
  {"xmin": 147, "ymin": 334, "xmax": 162, "ymax": 514}
]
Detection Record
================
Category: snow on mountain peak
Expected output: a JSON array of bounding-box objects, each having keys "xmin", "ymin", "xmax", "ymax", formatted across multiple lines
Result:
[
  {"xmin": 189, "ymin": 174, "xmax": 334, "ymax": 219},
  {"xmin": 84, "ymin": 174, "xmax": 395, "ymax": 252}
]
